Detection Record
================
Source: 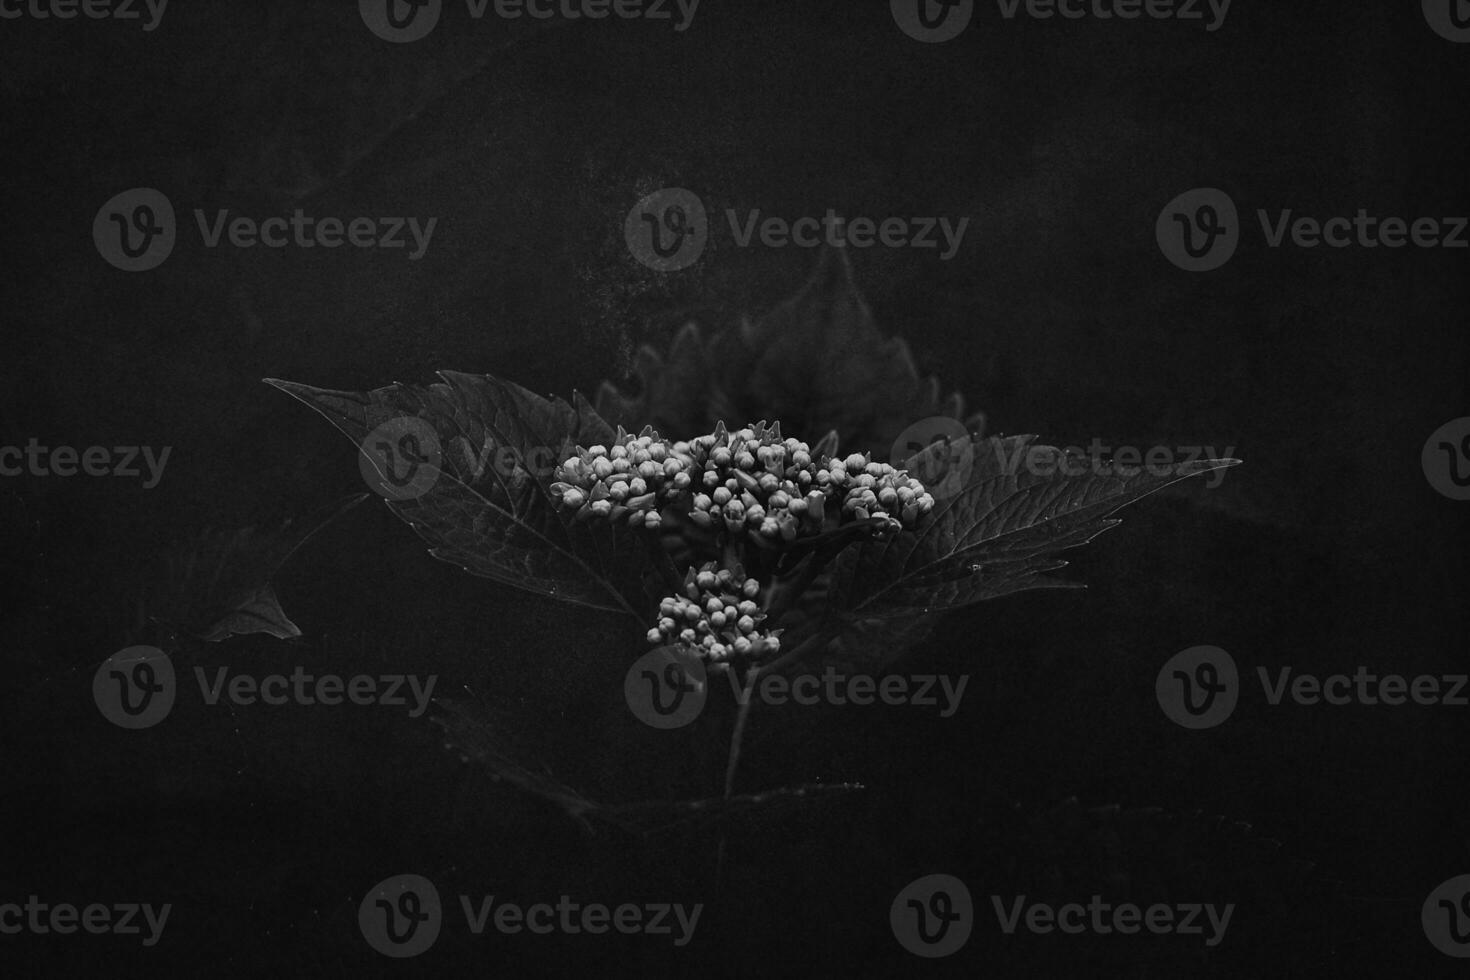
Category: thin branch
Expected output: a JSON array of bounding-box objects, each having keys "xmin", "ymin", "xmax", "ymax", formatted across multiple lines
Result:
[
  {"xmin": 723, "ymin": 665, "xmax": 762, "ymax": 798},
  {"xmin": 760, "ymin": 626, "xmax": 839, "ymax": 677},
  {"xmin": 641, "ymin": 528, "xmax": 684, "ymax": 597}
]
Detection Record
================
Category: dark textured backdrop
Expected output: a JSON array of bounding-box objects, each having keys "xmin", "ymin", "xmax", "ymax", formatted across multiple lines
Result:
[{"xmin": 2, "ymin": 1, "xmax": 1467, "ymax": 975}]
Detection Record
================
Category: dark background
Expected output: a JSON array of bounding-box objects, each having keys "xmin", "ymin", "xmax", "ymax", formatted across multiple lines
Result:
[{"xmin": 2, "ymin": 0, "xmax": 1467, "ymax": 975}]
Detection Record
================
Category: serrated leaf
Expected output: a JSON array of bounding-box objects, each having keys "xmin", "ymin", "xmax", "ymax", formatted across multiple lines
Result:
[
  {"xmin": 828, "ymin": 435, "xmax": 1241, "ymax": 621},
  {"xmin": 265, "ymin": 372, "xmax": 669, "ymax": 622},
  {"xmin": 596, "ymin": 247, "xmax": 983, "ymax": 457}
]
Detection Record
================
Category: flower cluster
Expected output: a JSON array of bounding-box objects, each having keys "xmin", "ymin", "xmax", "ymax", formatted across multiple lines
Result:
[
  {"xmin": 550, "ymin": 427, "xmax": 696, "ymax": 529},
  {"xmin": 551, "ymin": 420, "xmax": 937, "ymax": 542},
  {"xmin": 646, "ymin": 562, "xmax": 781, "ymax": 666},
  {"xmin": 685, "ymin": 422, "xmax": 936, "ymax": 542}
]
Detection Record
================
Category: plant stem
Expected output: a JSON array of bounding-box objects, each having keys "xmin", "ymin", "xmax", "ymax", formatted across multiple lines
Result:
[
  {"xmin": 763, "ymin": 549, "xmax": 826, "ymax": 622},
  {"xmin": 762, "ymin": 626, "xmax": 838, "ymax": 676},
  {"xmin": 723, "ymin": 665, "xmax": 762, "ymax": 797},
  {"xmin": 642, "ymin": 530, "xmax": 684, "ymax": 597},
  {"xmin": 762, "ymin": 520, "xmax": 878, "ymax": 623}
]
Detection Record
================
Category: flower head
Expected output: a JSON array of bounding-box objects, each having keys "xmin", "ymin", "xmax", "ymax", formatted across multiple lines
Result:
[
  {"xmin": 551, "ymin": 419, "xmax": 936, "ymax": 541},
  {"xmin": 648, "ymin": 561, "xmax": 782, "ymax": 668}
]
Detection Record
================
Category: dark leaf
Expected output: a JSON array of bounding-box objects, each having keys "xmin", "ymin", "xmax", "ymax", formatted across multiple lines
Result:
[
  {"xmin": 434, "ymin": 692, "xmax": 862, "ymax": 836},
  {"xmin": 828, "ymin": 435, "xmax": 1241, "ymax": 622},
  {"xmin": 265, "ymin": 372, "xmax": 664, "ymax": 622},
  {"xmin": 432, "ymin": 694, "xmax": 600, "ymax": 822},
  {"xmin": 151, "ymin": 494, "xmax": 367, "ymax": 642}
]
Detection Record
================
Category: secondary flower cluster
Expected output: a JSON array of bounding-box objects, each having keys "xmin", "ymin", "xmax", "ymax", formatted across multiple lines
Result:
[
  {"xmin": 550, "ymin": 421, "xmax": 937, "ymax": 539},
  {"xmin": 646, "ymin": 562, "xmax": 781, "ymax": 665}
]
